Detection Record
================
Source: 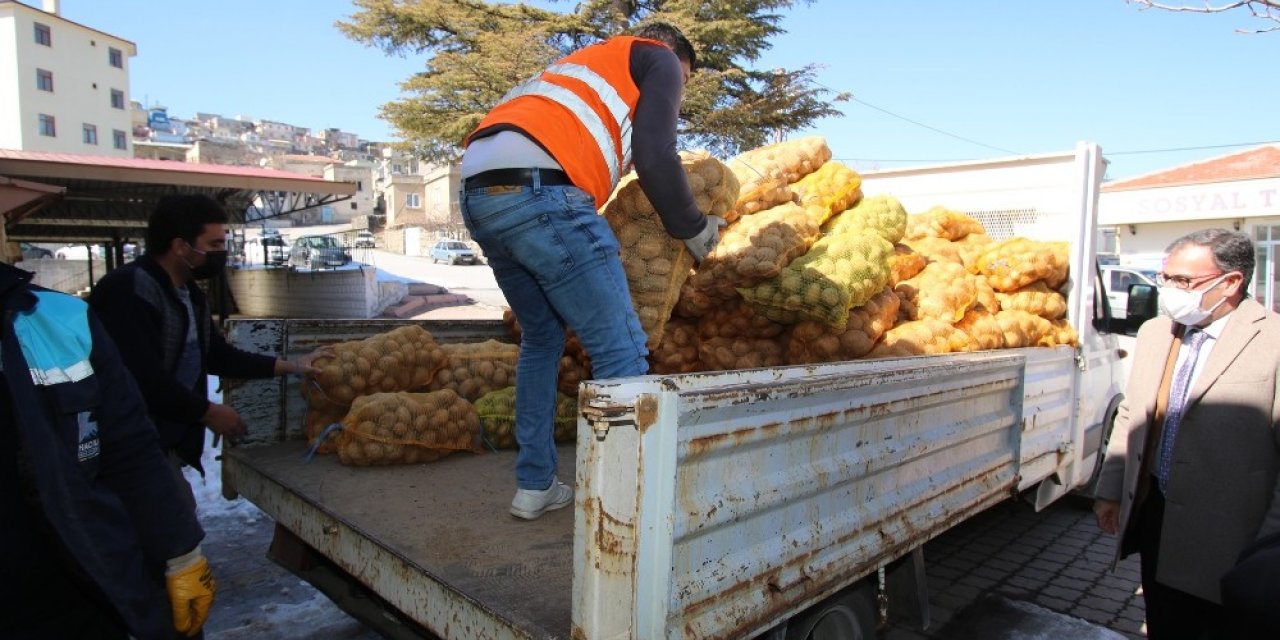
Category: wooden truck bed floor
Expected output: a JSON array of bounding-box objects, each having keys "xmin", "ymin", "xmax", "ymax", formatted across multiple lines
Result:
[{"xmin": 227, "ymin": 441, "xmax": 578, "ymax": 638}]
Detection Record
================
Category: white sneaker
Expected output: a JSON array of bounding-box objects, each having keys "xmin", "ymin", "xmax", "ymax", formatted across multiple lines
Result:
[{"xmin": 510, "ymin": 478, "xmax": 574, "ymax": 520}]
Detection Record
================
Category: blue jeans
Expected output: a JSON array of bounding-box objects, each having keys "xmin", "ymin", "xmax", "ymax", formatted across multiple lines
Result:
[{"xmin": 461, "ymin": 179, "xmax": 649, "ymax": 490}]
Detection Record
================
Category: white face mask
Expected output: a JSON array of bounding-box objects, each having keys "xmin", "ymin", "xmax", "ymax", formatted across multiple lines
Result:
[{"xmin": 1158, "ymin": 273, "xmax": 1230, "ymax": 326}]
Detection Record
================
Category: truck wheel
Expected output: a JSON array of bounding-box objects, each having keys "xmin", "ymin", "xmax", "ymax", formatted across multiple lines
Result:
[{"xmin": 785, "ymin": 582, "xmax": 877, "ymax": 640}]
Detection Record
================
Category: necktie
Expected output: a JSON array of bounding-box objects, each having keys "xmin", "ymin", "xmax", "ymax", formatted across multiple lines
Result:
[{"xmin": 1155, "ymin": 329, "xmax": 1210, "ymax": 493}]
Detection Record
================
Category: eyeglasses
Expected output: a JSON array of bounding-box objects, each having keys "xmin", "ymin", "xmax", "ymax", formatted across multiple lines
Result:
[{"xmin": 1155, "ymin": 271, "xmax": 1225, "ymax": 290}]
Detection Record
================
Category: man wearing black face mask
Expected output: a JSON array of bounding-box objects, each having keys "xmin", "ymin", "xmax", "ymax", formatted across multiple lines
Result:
[{"xmin": 88, "ymin": 195, "xmax": 319, "ymax": 510}]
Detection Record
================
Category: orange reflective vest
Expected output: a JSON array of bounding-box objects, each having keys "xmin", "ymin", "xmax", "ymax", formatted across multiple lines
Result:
[{"xmin": 466, "ymin": 36, "xmax": 659, "ymax": 208}]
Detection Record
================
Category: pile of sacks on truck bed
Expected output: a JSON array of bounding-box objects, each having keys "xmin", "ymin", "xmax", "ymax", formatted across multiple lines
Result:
[{"xmin": 301, "ymin": 136, "xmax": 1076, "ymax": 466}]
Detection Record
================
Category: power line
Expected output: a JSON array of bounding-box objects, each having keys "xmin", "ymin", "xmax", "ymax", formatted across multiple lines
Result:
[
  {"xmin": 1105, "ymin": 141, "xmax": 1279, "ymax": 156},
  {"xmin": 849, "ymin": 97, "xmax": 1022, "ymax": 156}
]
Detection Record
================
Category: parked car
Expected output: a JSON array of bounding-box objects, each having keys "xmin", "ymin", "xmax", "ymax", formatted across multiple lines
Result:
[
  {"xmin": 55, "ymin": 244, "xmax": 102, "ymax": 260},
  {"xmin": 354, "ymin": 230, "xmax": 376, "ymax": 248},
  {"xmin": 1101, "ymin": 265, "xmax": 1158, "ymax": 318},
  {"xmin": 430, "ymin": 240, "xmax": 478, "ymax": 265},
  {"xmin": 19, "ymin": 242, "xmax": 53, "ymax": 260},
  {"xmin": 289, "ymin": 234, "xmax": 351, "ymax": 270},
  {"xmin": 261, "ymin": 236, "xmax": 288, "ymax": 265}
]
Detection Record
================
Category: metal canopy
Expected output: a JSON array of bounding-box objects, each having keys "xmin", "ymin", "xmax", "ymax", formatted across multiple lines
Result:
[{"xmin": 0, "ymin": 148, "xmax": 356, "ymax": 244}]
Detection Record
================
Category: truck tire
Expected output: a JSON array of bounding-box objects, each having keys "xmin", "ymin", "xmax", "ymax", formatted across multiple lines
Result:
[{"xmin": 785, "ymin": 581, "xmax": 878, "ymax": 640}]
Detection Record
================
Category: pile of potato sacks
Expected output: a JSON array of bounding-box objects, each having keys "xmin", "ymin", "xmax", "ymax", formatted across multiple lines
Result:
[{"xmin": 301, "ymin": 135, "xmax": 1077, "ymax": 467}]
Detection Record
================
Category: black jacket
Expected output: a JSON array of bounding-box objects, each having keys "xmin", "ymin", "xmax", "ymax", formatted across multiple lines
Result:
[
  {"xmin": 88, "ymin": 255, "xmax": 276, "ymax": 469},
  {"xmin": 0, "ymin": 263, "xmax": 203, "ymax": 639}
]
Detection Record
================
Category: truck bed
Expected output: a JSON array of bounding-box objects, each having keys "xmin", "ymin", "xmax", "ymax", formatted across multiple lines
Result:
[{"xmin": 225, "ymin": 442, "xmax": 579, "ymax": 639}]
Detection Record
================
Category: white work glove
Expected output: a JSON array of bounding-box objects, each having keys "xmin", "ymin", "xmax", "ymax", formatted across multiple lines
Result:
[{"xmin": 682, "ymin": 216, "xmax": 727, "ymax": 263}]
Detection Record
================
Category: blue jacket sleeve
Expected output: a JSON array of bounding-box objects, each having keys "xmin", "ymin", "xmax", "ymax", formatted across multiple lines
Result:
[{"xmin": 88, "ymin": 311, "xmax": 204, "ymax": 563}]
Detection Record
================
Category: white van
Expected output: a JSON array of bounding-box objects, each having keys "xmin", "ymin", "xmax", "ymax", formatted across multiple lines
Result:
[{"xmin": 1102, "ymin": 265, "xmax": 1158, "ymax": 318}]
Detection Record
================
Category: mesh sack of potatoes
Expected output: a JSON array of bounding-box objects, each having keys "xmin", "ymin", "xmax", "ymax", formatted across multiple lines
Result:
[
  {"xmin": 601, "ymin": 152, "xmax": 739, "ymax": 350},
  {"xmin": 672, "ymin": 277, "xmax": 722, "ymax": 319},
  {"xmin": 866, "ymin": 318, "xmax": 977, "ymax": 359},
  {"xmin": 786, "ymin": 288, "xmax": 900, "ymax": 364},
  {"xmin": 335, "ymin": 390, "xmax": 481, "ymax": 466},
  {"xmin": 739, "ymin": 230, "xmax": 894, "ymax": 329},
  {"xmin": 727, "ymin": 136, "xmax": 831, "ymax": 219},
  {"xmin": 699, "ymin": 335, "xmax": 788, "ymax": 371},
  {"xmin": 995, "ymin": 281, "xmax": 1067, "ymax": 320},
  {"xmin": 894, "ymin": 262, "xmax": 979, "ymax": 323},
  {"xmin": 788, "ymin": 161, "xmax": 863, "ymax": 226},
  {"xmin": 888, "ymin": 243, "xmax": 928, "ymax": 287},
  {"xmin": 955, "ymin": 308, "xmax": 1006, "ymax": 351},
  {"xmin": 648, "ymin": 317, "xmax": 703, "ymax": 374},
  {"xmin": 973, "ymin": 239, "xmax": 1070, "ymax": 292},
  {"xmin": 301, "ymin": 325, "xmax": 449, "ymax": 453},
  {"xmin": 995, "ymin": 309, "xmax": 1054, "ymax": 348},
  {"xmin": 680, "ymin": 202, "xmax": 822, "ymax": 315},
  {"xmin": 697, "ymin": 298, "xmax": 789, "ymax": 341},
  {"xmin": 1042, "ymin": 318, "xmax": 1079, "ymax": 347},
  {"xmin": 822, "ymin": 194, "xmax": 908, "ymax": 244},
  {"xmin": 473, "ymin": 386, "xmax": 578, "ymax": 450},
  {"xmin": 502, "ymin": 309, "xmax": 592, "ymax": 397},
  {"xmin": 974, "ymin": 275, "xmax": 1002, "ymax": 314},
  {"xmin": 904, "ymin": 205, "xmax": 986, "ymax": 241},
  {"xmin": 423, "ymin": 340, "xmax": 518, "ymax": 402},
  {"xmin": 953, "ymin": 233, "xmax": 993, "ymax": 270},
  {"xmin": 901, "ymin": 236, "xmax": 963, "ymax": 265}
]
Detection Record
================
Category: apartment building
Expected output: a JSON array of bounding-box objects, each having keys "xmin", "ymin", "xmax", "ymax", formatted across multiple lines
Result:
[{"xmin": 0, "ymin": 0, "xmax": 135, "ymax": 156}]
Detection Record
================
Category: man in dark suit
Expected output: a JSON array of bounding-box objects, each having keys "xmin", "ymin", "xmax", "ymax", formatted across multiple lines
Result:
[{"xmin": 1094, "ymin": 228, "xmax": 1280, "ymax": 639}]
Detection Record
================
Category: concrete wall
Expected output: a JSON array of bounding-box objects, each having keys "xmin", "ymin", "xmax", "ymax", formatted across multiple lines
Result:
[{"xmin": 226, "ymin": 266, "xmax": 381, "ymax": 318}]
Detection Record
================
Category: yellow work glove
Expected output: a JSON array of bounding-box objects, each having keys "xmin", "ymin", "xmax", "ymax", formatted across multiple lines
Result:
[{"xmin": 165, "ymin": 546, "xmax": 216, "ymax": 637}]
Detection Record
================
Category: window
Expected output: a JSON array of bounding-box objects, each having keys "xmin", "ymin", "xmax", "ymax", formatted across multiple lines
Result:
[
  {"xmin": 350, "ymin": 202, "xmax": 358, "ymax": 210},
  {"xmin": 38, "ymin": 114, "xmax": 56, "ymax": 137},
  {"xmin": 110, "ymin": 89, "xmax": 125, "ymax": 109},
  {"xmin": 82, "ymin": 123, "xmax": 98, "ymax": 145},
  {"xmin": 36, "ymin": 68, "xmax": 53, "ymax": 92},
  {"xmin": 108, "ymin": 47, "xmax": 123, "ymax": 68},
  {"xmin": 356, "ymin": 180, "xmax": 363, "ymax": 191},
  {"xmin": 406, "ymin": 193, "xmax": 421, "ymax": 208},
  {"xmin": 34, "ymin": 23, "xmax": 51, "ymax": 46},
  {"xmin": 112, "ymin": 129, "xmax": 127, "ymax": 150}
]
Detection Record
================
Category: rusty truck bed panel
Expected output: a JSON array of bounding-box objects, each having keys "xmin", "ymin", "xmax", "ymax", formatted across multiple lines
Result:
[{"xmin": 224, "ymin": 442, "xmax": 577, "ymax": 640}]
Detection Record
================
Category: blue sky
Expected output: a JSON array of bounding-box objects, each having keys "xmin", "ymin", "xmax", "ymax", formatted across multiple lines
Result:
[{"xmin": 63, "ymin": 0, "xmax": 1278, "ymax": 181}]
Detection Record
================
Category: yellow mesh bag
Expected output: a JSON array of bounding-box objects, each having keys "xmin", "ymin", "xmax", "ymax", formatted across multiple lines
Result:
[
  {"xmin": 866, "ymin": 318, "xmax": 976, "ymax": 359},
  {"xmin": 302, "ymin": 325, "xmax": 449, "ymax": 454},
  {"xmin": 680, "ymin": 202, "xmax": 822, "ymax": 315},
  {"xmin": 739, "ymin": 231, "xmax": 894, "ymax": 329},
  {"xmin": 895, "ymin": 262, "xmax": 978, "ymax": 323},
  {"xmin": 973, "ymin": 273, "xmax": 1001, "ymax": 313},
  {"xmin": 648, "ymin": 318, "xmax": 703, "ymax": 374},
  {"xmin": 789, "ymin": 161, "xmax": 863, "ymax": 226},
  {"xmin": 335, "ymin": 390, "xmax": 481, "ymax": 466},
  {"xmin": 901, "ymin": 236, "xmax": 962, "ymax": 265},
  {"xmin": 973, "ymin": 239, "xmax": 1070, "ymax": 292},
  {"xmin": 786, "ymin": 288, "xmax": 900, "ymax": 363},
  {"xmin": 954, "ymin": 233, "xmax": 993, "ymax": 270},
  {"xmin": 905, "ymin": 206, "xmax": 986, "ymax": 241},
  {"xmin": 955, "ymin": 309, "xmax": 1006, "ymax": 351},
  {"xmin": 1043, "ymin": 318, "xmax": 1079, "ymax": 347},
  {"xmin": 699, "ymin": 335, "xmax": 788, "ymax": 371},
  {"xmin": 822, "ymin": 194, "xmax": 908, "ymax": 244},
  {"xmin": 888, "ymin": 243, "xmax": 928, "ymax": 287},
  {"xmin": 423, "ymin": 340, "xmax": 518, "ymax": 402},
  {"xmin": 474, "ymin": 387, "xmax": 577, "ymax": 450},
  {"xmin": 727, "ymin": 136, "xmax": 831, "ymax": 220},
  {"xmin": 995, "ymin": 310, "xmax": 1054, "ymax": 348},
  {"xmin": 697, "ymin": 298, "xmax": 789, "ymax": 340},
  {"xmin": 995, "ymin": 281, "xmax": 1068, "ymax": 320},
  {"xmin": 602, "ymin": 151, "xmax": 739, "ymax": 350}
]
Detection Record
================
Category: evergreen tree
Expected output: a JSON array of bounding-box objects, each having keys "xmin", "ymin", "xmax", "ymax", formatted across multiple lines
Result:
[{"xmin": 338, "ymin": 0, "xmax": 844, "ymax": 161}]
